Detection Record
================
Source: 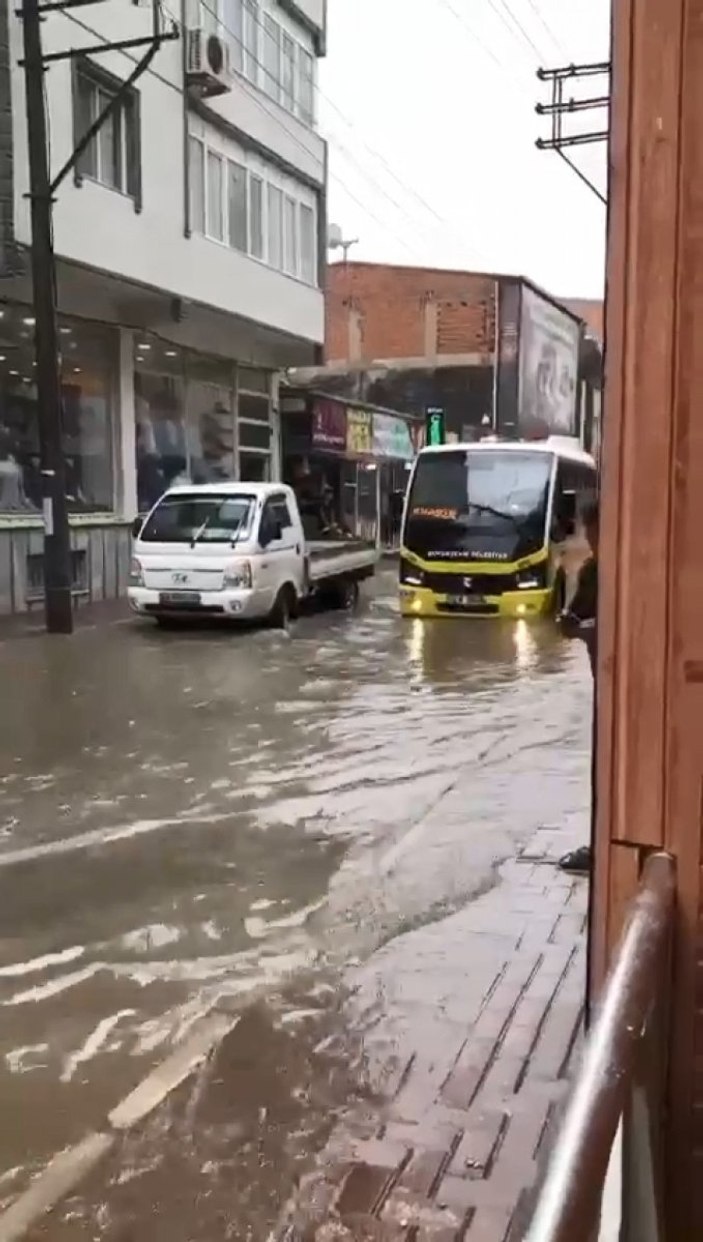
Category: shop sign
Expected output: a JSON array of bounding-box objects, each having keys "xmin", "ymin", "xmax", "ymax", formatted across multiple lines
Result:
[
  {"xmin": 372, "ymin": 412, "xmax": 414, "ymax": 460},
  {"xmin": 346, "ymin": 408, "xmax": 372, "ymax": 455},
  {"xmin": 312, "ymin": 398, "xmax": 347, "ymax": 450}
]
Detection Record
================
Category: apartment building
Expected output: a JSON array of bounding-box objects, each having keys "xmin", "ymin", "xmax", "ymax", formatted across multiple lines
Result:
[{"xmin": 0, "ymin": 0, "xmax": 326, "ymax": 613}]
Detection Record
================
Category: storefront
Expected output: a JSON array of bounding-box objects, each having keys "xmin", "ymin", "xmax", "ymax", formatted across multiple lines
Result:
[
  {"xmin": 0, "ymin": 302, "xmax": 128, "ymax": 614},
  {"xmin": 279, "ymin": 387, "xmax": 419, "ymax": 547},
  {"xmin": 0, "ymin": 300, "xmax": 279, "ymax": 616}
]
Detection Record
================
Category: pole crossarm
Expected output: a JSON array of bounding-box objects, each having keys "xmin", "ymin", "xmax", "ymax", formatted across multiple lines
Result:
[{"xmin": 535, "ymin": 61, "xmax": 610, "ymax": 205}]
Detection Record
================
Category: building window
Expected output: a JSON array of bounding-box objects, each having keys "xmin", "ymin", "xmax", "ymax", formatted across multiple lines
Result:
[
  {"xmin": 73, "ymin": 60, "xmax": 140, "ymax": 202},
  {"xmin": 189, "ymin": 133, "xmax": 318, "ymax": 284},
  {"xmin": 0, "ymin": 305, "xmax": 116, "ymax": 514},
  {"xmin": 243, "ymin": 0, "xmax": 259, "ymax": 82},
  {"xmin": 263, "ymin": 14, "xmax": 280, "ymax": 100},
  {"xmin": 267, "ymin": 184, "xmax": 283, "ymax": 270},
  {"xmin": 189, "ymin": 136, "xmax": 205, "ymax": 234},
  {"xmin": 249, "ymin": 175, "xmax": 264, "ymax": 259},
  {"xmin": 228, "ymin": 160, "xmax": 248, "ymax": 252},
  {"xmin": 223, "ymin": 0, "xmax": 243, "ymax": 72},
  {"xmin": 281, "ymin": 31, "xmax": 295, "ymax": 111},
  {"xmin": 283, "ymin": 194, "xmax": 297, "ymax": 275},
  {"xmin": 206, "ymin": 151, "xmax": 224, "ymax": 240},
  {"xmin": 298, "ymin": 48, "xmax": 314, "ymax": 124},
  {"xmin": 299, "ymin": 203, "xmax": 315, "ymax": 284}
]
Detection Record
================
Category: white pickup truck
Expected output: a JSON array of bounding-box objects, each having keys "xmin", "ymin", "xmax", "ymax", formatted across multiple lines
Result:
[{"xmin": 128, "ymin": 482, "xmax": 379, "ymax": 628}]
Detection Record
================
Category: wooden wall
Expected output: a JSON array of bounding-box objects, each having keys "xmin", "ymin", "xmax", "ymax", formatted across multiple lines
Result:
[{"xmin": 594, "ymin": 0, "xmax": 703, "ymax": 1230}]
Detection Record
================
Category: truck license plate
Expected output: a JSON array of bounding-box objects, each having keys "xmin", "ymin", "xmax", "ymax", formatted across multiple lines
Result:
[{"xmin": 159, "ymin": 591, "xmax": 201, "ymax": 606}]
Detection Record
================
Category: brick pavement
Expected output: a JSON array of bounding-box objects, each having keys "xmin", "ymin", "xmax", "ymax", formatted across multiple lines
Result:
[{"xmin": 272, "ymin": 826, "xmax": 587, "ymax": 1242}]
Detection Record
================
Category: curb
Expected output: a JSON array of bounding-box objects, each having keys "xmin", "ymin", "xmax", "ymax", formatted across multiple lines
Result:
[{"xmin": 0, "ymin": 1009, "xmax": 237, "ymax": 1242}]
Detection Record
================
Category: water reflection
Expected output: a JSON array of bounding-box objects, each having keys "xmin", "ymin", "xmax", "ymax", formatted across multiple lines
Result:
[{"xmin": 403, "ymin": 613, "xmax": 571, "ymax": 687}]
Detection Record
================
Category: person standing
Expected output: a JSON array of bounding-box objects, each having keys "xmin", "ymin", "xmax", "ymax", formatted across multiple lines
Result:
[{"xmin": 558, "ymin": 497, "xmax": 598, "ymax": 875}]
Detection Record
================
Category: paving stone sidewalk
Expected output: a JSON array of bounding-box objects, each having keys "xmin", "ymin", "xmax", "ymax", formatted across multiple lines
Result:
[{"xmin": 272, "ymin": 825, "xmax": 588, "ymax": 1242}]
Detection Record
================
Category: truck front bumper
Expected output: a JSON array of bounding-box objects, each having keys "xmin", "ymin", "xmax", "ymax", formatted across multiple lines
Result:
[{"xmin": 128, "ymin": 586, "xmax": 268, "ymax": 620}]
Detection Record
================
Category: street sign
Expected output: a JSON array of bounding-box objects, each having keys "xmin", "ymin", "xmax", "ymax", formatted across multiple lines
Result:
[{"xmin": 425, "ymin": 407, "xmax": 445, "ymax": 447}]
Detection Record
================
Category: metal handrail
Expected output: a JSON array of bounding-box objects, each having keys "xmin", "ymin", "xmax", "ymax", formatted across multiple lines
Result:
[{"xmin": 524, "ymin": 850, "xmax": 676, "ymax": 1242}]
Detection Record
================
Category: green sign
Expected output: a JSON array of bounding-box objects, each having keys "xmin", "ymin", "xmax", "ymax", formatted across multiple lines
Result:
[{"xmin": 425, "ymin": 407, "xmax": 445, "ymax": 447}]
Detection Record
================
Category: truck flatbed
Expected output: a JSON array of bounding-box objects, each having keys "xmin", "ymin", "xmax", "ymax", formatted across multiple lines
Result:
[{"xmin": 306, "ymin": 540, "xmax": 379, "ymax": 582}]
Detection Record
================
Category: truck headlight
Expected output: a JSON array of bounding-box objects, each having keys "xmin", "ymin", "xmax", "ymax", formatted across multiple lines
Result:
[
  {"xmin": 223, "ymin": 560, "xmax": 252, "ymax": 589},
  {"xmin": 129, "ymin": 557, "xmax": 144, "ymax": 587}
]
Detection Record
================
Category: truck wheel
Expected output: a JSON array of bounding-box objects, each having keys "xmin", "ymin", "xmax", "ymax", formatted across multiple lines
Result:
[
  {"xmin": 335, "ymin": 580, "xmax": 360, "ymax": 611},
  {"xmin": 268, "ymin": 585, "xmax": 295, "ymax": 630}
]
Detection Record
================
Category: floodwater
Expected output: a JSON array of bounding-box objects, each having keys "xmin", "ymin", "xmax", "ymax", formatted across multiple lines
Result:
[{"xmin": 0, "ymin": 568, "xmax": 592, "ymax": 1240}]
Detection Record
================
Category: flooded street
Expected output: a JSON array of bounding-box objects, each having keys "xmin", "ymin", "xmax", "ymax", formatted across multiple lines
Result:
[{"xmin": 0, "ymin": 568, "xmax": 592, "ymax": 1239}]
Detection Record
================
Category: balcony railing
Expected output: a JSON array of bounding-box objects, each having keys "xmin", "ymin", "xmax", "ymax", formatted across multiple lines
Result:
[{"xmin": 524, "ymin": 850, "xmax": 676, "ymax": 1242}]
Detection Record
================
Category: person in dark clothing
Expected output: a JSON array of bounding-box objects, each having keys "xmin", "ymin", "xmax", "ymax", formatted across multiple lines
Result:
[{"xmin": 558, "ymin": 497, "xmax": 598, "ymax": 876}]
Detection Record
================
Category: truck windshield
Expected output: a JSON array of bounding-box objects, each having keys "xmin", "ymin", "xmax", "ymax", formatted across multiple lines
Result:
[
  {"xmin": 139, "ymin": 494, "xmax": 255, "ymax": 544},
  {"xmin": 404, "ymin": 449, "xmax": 553, "ymax": 556}
]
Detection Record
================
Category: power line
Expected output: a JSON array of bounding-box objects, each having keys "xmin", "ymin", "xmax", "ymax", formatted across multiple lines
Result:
[
  {"xmin": 523, "ymin": 0, "xmax": 571, "ymax": 62},
  {"xmin": 489, "ymin": 0, "xmax": 551, "ymax": 64}
]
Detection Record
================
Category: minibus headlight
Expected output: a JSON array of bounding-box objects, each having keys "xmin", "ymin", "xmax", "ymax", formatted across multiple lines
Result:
[
  {"xmin": 400, "ymin": 558, "xmax": 424, "ymax": 587},
  {"xmin": 516, "ymin": 566, "xmax": 544, "ymax": 590}
]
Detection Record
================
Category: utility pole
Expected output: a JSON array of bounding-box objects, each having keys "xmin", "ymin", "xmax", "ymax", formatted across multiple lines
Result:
[
  {"xmin": 16, "ymin": 0, "xmax": 177, "ymax": 634},
  {"xmin": 21, "ymin": 0, "xmax": 73, "ymax": 633}
]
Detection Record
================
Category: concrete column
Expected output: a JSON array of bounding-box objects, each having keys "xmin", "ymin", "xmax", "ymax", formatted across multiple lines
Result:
[{"xmin": 117, "ymin": 328, "xmax": 137, "ymax": 518}]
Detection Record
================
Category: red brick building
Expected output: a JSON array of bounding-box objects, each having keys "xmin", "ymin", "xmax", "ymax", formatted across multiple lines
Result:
[
  {"xmin": 325, "ymin": 263, "xmax": 498, "ymax": 364},
  {"xmin": 325, "ymin": 261, "xmax": 603, "ymax": 365}
]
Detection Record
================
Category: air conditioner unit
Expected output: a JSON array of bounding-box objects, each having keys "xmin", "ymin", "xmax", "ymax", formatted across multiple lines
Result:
[{"xmin": 186, "ymin": 29, "xmax": 232, "ymax": 97}]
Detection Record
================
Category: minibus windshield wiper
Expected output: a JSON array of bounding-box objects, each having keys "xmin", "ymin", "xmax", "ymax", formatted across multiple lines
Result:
[{"xmin": 466, "ymin": 502, "xmax": 521, "ymax": 527}]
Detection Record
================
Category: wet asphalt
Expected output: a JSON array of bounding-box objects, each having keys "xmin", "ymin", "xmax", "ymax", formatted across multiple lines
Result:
[{"xmin": 0, "ymin": 567, "xmax": 592, "ymax": 1239}]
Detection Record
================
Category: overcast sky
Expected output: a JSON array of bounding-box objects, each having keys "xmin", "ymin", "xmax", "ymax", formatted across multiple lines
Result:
[{"xmin": 319, "ymin": 0, "xmax": 610, "ymax": 300}]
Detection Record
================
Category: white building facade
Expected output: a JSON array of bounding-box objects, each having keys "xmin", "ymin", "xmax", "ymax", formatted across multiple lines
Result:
[{"xmin": 0, "ymin": 0, "xmax": 326, "ymax": 613}]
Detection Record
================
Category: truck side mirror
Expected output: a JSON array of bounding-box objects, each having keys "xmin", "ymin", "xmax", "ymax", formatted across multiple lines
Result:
[{"xmin": 132, "ymin": 516, "xmax": 143, "ymax": 539}]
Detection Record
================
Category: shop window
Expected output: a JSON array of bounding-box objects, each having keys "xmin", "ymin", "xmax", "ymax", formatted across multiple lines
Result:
[
  {"xmin": 134, "ymin": 349, "xmax": 187, "ymax": 512},
  {"xmin": 240, "ymin": 453, "xmax": 269, "ymax": 482},
  {"xmin": 0, "ymin": 306, "xmax": 115, "ymax": 514},
  {"xmin": 187, "ymin": 382, "xmax": 234, "ymax": 484},
  {"xmin": 239, "ymin": 420, "xmax": 270, "ymax": 451},
  {"xmin": 134, "ymin": 341, "xmax": 239, "ymax": 510},
  {"xmin": 73, "ymin": 59, "xmax": 141, "ymax": 206}
]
